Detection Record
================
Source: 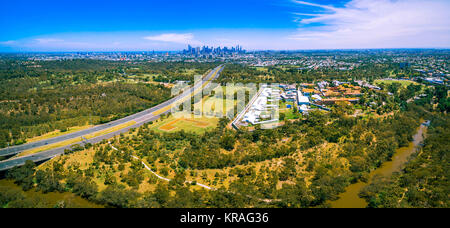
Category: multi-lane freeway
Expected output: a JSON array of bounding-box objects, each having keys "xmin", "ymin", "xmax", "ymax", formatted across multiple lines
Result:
[{"xmin": 0, "ymin": 65, "xmax": 223, "ymax": 171}]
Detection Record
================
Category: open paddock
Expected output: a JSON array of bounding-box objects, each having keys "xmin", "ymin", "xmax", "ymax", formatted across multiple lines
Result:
[
  {"xmin": 159, "ymin": 118, "xmax": 210, "ymax": 131},
  {"xmin": 149, "ymin": 115, "xmax": 219, "ymax": 134}
]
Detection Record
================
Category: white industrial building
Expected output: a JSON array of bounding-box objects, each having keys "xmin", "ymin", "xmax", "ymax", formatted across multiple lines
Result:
[
  {"xmin": 297, "ymin": 89, "xmax": 310, "ymax": 105},
  {"xmin": 242, "ymin": 86, "xmax": 280, "ymax": 125}
]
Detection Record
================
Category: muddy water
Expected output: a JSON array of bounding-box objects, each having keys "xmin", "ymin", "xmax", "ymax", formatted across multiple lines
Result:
[
  {"xmin": 0, "ymin": 179, "xmax": 103, "ymax": 208},
  {"xmin": 330, "ymin": 123, "xmax": 428, "ymax": 208}
]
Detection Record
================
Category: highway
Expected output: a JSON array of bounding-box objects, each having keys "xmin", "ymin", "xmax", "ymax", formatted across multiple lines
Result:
[{"xmin": 0, "ymin": 65, "xmax": 223, "ymax": 171}]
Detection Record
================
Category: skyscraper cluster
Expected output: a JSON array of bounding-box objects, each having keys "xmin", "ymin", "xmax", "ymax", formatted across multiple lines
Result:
[{"xmin": 182, "ymin": 45, "xmax": 245, "ymax": 56}]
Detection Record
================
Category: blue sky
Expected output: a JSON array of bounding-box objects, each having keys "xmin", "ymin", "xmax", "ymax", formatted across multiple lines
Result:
[{"xmin": 1, "ymin": 0, "xmax": 449, "ymax": 51}]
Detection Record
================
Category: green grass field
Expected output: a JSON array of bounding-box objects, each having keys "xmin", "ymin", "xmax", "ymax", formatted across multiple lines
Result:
[
  {"xmin": 252, "ymin": 67, "xmax": 269, "ymax": 72},
  {"xmin": 197, "ymin": 96, "xmax": 236, "ymax": 117},
  {"xmin": 374, "ymin": 79, "xmax": 418, "ymax": 87},
  {"xmin": 181, "ymin": 68, "xmax": 198, "ymax": 76},
  {"xmin": 279, "ymin": 101, "xmax": 301, "ymax": 120}
]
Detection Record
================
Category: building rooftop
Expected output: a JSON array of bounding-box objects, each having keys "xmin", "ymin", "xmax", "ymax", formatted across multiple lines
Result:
[{"xmin": 298, "ymin": 96, "xmax": 310, "ymax": 104}]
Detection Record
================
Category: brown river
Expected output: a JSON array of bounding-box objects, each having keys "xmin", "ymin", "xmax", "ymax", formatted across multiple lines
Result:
[
  {"xmin": 330, "ymin": 123, "xmax": 428, "ymax": 208},
  {"xmin": 0, "ymin": 179, "xmax": 103, "ymax": 208}
]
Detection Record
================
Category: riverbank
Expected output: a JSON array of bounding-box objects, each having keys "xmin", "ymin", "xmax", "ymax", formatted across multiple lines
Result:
[
  {"xmin": 330, "ymin": 122, "xmax": 428, "ymax": 208},
  {"xmin": 0, "ymin": 179, "xmax": 103, "ymax": 208}
]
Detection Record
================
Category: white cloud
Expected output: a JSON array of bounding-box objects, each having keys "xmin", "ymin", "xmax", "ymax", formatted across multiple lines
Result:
[
  {"xmin": 0, "ymin": 40, "xmax": 17, "ymax": 45},
  {"xmin": 289, "ymin": 0, "xmax": 450, "ymax": 48},
  {"xmin": 293, "ymin": 0, "xmax": 337, "ymax": 11},
  {"xmin": 144, "ymin": 33, "xmax": 201, "ymax": 45},
  {"xmin": 35, "ymin": 38, "xmax": 64, "ymax": 43}
]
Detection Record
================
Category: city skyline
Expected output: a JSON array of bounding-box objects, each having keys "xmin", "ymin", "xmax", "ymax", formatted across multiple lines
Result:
[{"xmin": 1, "ymin": 0, "xmax": 450, "ymax": 52}]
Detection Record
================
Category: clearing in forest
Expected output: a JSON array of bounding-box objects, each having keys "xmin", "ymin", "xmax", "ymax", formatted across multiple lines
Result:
[
  {"xmin": 149, "ymin": 115, "xmax": 218, "ymax": 134},
  {"xmin": 159, "ymin": 118, "xmax": 210, "ymax": 131}
]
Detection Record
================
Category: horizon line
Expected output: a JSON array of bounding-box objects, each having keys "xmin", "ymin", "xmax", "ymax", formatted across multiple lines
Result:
[{"xmin": 1, "ymin": 47, "xmax": 450, "ymax": 54}]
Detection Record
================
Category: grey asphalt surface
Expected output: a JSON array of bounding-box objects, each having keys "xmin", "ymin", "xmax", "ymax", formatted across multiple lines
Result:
[{"xmin": 0, "ymin": 65, "xmax": 223, "ymax": 171}]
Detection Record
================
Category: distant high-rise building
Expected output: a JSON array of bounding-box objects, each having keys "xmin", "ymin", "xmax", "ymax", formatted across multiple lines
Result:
[{"xmin": 182, "ymin": 45, "xmax": 245, "ymax": 56}]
